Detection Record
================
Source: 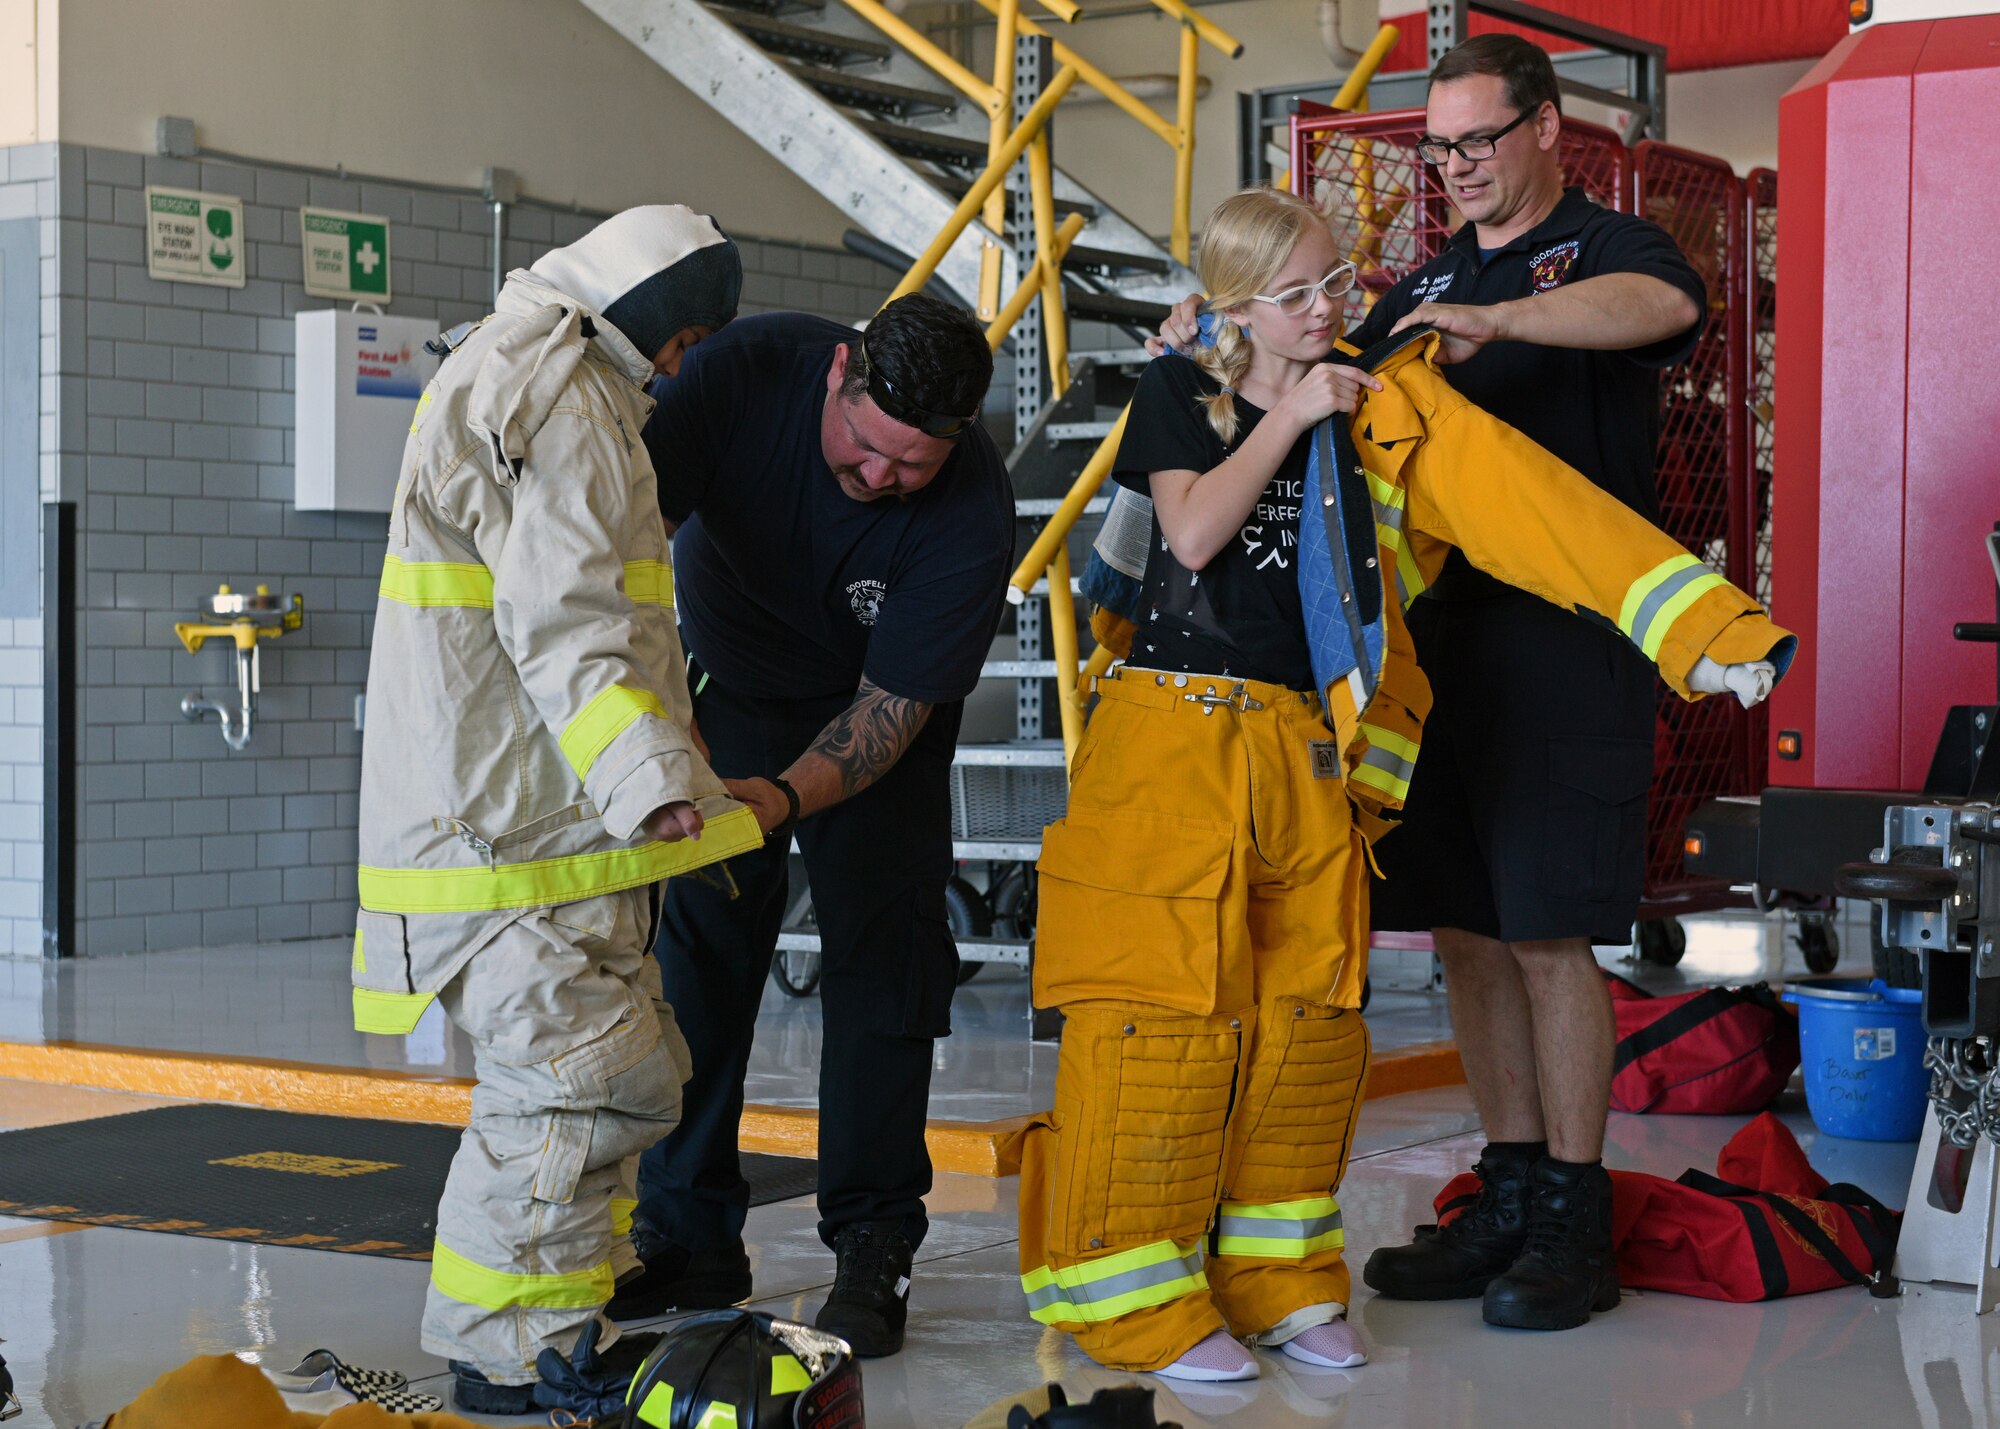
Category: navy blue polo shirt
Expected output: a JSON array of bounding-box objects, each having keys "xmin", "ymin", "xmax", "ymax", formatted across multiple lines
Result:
[
  {"xmin": 643, "ymin": 313, "xmax": 1015, "ymax": 705},
  {"xmin": 1347, "ymin": 187, "xmax": 1705, "ymax": 595}
]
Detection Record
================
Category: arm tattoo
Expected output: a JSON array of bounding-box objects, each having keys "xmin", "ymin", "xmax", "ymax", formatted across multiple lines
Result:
[{"xmin": 809, "ymin": 678, "xmax": 933, "ymax": 803}]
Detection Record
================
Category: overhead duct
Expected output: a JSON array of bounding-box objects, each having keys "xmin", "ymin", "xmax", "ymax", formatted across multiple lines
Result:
[{"xmin": 1321, "ymin": 0, "xmax": 1382, "ymax": 67}]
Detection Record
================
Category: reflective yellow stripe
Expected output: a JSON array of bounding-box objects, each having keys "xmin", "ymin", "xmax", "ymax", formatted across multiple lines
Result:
[
  {"xmin": 378, "ymin": 555, "xmax": 495, "ymax": 609},
  {"xmin": 1618, "ymin": 553, "xmax": 1730, "ymax": 661},
  {"xmin": 409, "ymin": 388, "xmax": 434, "ymax": 433},
  {"xmin": 625, "ymin": 560, "xmax": 675, "ymax": 609},
  {"xmin": 636, "ymin": 1382, "xmax": 675, "ymax": 1427},
  {"xmin": 1214, "ymin": 1196, "xmax": 1346, "ymax": 1259},
  {"xmin": 611, "ymin": 1197, "xmax": 636, "ymax": 1238},
  {"xmin": 1020, "ymin": 1239, "xmax": 1207, "ymax": 1326},
  {"xmin": 771, "ymin": 1355, "xmax": 812, "ymax": 1395},
  {"xmin": 1351, "ymin": 722, "xmax": 1419, "ymax": 801},
  {"xmin": 1362, "ymin": 468, "xmax": 1402, "ymax": 511},
  {"xmin": 561, "ymin": 684, "xmax": 668, "ymax": 781},
  {"xmin": 357, "ymin": 805, "xmax": 764, "ymax": 913},
  {"xmin": 351, "ymin": 929, "xmax": 365, "ymax": 974},
  {"xmin": 697, "ymin": 1405, "xmax": 740, "ymax": 1429},
  {"xmin": 352, "ymin": 988, "xmax": 436, "ymax": 1035},
  {"xmin": 430, "ymin": 1238, "xmax": 613, "ymax": 1311},
  {"xmin": 1359, "ymin": 722, "xmax": 1418, "ymax": 762}
]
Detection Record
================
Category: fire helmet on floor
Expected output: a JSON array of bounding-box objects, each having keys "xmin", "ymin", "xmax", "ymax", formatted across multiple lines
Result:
[
  {"xmin": 968, "ymin": 1382, "xmax": 1181, "ymax": 1429},
  {"xmin": 623, "ymin": 1310, "xmax": 863, "ymax": 1428}
]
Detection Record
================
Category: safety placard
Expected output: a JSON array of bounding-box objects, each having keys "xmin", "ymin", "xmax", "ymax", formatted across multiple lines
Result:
[
  {"xmin": 145, "ymin": 186, "xmax": 247, "ymax": 287},
  {"xmin": 300, "ymin": 207, "xmax": 393, "ymax": 303}
]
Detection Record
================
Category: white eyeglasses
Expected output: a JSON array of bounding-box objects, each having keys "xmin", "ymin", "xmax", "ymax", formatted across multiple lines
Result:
[{"xmin": 1249, "ymin": 262, "xmax": 1358, "ymax": 317}]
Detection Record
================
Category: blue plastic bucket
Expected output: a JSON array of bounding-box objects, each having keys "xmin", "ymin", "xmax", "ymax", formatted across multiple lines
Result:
[{"xmin": 1781, "ymin": 977, "xmax": 1928, "ymax": 1142}]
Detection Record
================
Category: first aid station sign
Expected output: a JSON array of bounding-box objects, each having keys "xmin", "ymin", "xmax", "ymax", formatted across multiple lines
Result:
[
  {"xmin": 146, "ymin": 186, "xmax": 246, "ymax": 287},
  {"xmin": 301, "ymin": 207, "xmax": 393, "ymax": 303}
]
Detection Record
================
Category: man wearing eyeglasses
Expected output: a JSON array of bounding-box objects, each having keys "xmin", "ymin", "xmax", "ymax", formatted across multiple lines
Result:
[
  {"xmin": 1158, "ymin": 33, "xmax": 1707, "ymax": 1334},
  {"xmin": 613, "ymin": 293, "xmax": 1013, "ymax": 1358}
]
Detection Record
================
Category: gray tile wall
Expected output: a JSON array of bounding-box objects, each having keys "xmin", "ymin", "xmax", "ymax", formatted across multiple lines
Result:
[{"xmin": 12, "ymin": 140, "xmax": 894, "ymax": 958}]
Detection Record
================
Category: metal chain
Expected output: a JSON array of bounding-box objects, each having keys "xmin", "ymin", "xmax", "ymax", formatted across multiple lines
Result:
[{"xmin": 1925, "ymin": 1035, "xmax": 2000, "ymax": 1147}]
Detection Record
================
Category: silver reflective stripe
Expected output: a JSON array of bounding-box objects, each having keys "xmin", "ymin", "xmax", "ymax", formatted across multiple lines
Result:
[
  {"xmin": 1359, "ymin": 743, "xmax": 1416, "ymax": 786},
  {"xmin": 1021, "ymin": 1245, "xmax": 1205, "ymax": 1315},
  {"xmin": 1217, "ymin": 1209, "xmax": 1344, "ymax": 1242},
  {"xmin": 1628, "ymin": 561, "xmax": 1714, "ymax": 650}
]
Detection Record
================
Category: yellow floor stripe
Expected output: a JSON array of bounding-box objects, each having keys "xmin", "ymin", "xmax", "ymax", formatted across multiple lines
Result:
[
  {"xmin": 0, "ymin": 1219, "xmax": 90, "ymax": 1245},
  {"xmin": 0, "ymin": 1036, "xmax": 1466, "ymax": 1180}
]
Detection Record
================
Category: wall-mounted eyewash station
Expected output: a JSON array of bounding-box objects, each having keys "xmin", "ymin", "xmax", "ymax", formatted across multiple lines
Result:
[{"xmin": 176, "ymin": 584, "xmax": 305, "ymax": 750}]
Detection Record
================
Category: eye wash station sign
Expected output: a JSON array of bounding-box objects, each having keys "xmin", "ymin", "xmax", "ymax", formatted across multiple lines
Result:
[{"xmin": 145, "ymin": 186, "xmax": 247, "ymax": 287}]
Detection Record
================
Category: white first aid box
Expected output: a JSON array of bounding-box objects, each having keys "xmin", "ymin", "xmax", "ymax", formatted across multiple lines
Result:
[{"xmin": 294, "ymin": 309, "xmax": 442, "ymax": 512}]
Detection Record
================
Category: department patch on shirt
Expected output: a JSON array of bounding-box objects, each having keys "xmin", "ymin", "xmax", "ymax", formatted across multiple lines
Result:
[
  {"xmin": 846, "ymin": 578, "xmax": 886, "ymax": 626},
  {"xmin": 1530, "ymin": 239, "xmax": 1580, "ymax": 292}
]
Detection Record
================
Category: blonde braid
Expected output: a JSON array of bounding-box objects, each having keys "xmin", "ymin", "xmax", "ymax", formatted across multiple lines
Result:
[{"xmin": 1189, "ymin": 316, "xmax": 1253, "ymax": 444}]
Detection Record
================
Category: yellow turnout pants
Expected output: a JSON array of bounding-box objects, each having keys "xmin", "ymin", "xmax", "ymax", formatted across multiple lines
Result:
[{"xmin": 1017, "ymin": 670, "xmax": 1371, "ymax": 1371}]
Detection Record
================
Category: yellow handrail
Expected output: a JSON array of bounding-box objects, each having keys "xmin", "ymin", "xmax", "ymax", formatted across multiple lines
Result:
[
  {"xmin": 1047, "ymin": 544, "xmax": 1083, "ymax": 767},
  {"xmin": 985, "ymin": 211, "xmax": 1087, "ymax": 351},
  {"xmin": 967, "ymin": 0, "xmax": 1178, "ymax": 146},
  {"xmin": 1147, "ymin": 0, "xmax": 1243, "ymax": 58},
  {"xmin": 839, "ymin": 0, "xmax": 999, "ymax": 110},
  {"xmin": 888, "ymin": 65, "xmax": 1079, "ymax": 306},
  {"xmin": 1006, "ymin": 405, "xmax": 1129, "ymax": 602}
]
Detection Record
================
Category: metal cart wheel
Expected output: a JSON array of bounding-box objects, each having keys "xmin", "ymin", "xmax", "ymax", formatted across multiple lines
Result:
[
  {"xmin": 1635, "ymin": 916, "xmax": 1688, "ymax": 967},
  {"xmin": 770, "ymin": 946, "xmax": 821, "ymax": 998},
  {"xmin": 945, "ymin": 875, "xmax": 991, "ymax": 985},
  {"xmin": 1793, "ymin": 909, "xmax": 1841, "ymax": 975}
]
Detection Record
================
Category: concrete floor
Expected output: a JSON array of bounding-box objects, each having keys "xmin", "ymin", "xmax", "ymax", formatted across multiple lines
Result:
[{"xmin": 6, "ymin": 899, "xmax": 1983, "ymax": 1427}]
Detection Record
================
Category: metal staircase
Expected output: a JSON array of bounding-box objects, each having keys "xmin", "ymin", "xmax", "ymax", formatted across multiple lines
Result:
[
  {"xmin": 580, "ymin": 0, "xmax": 1227, "ymax": 986},
  {"xmin": 579, "ymin": 0, "xmax": 1196, "ymax": 316}
]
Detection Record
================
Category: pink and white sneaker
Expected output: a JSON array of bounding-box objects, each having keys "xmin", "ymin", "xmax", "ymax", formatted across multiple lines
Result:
[
  {"xmin": 1155, "ymin": 1329, "xmax": 1260, "ymax": 1382},
  {"xmin": 1280, "ymin": 1317, "xmax": 1368, "ymax": 1369}
]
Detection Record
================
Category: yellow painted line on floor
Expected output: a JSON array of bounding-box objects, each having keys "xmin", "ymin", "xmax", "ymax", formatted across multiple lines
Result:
[
  {"xmin": 0, "ymin": 1219, "xmax": 90, "ymax": 1245},
  {"xmin": 0, "ymin": 1035, "xmax": 1464, "ymax": 1180}
]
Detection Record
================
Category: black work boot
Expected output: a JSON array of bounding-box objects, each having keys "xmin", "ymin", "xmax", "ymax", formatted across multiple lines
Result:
[
  {"xmin": 607, "ymin": 1237, "xmax": 753, "ymax": 1321},
  {"xmin": 449, "ymin": 1363, "xmax": 537, "ymax": 1415},
  {"xmin": 1362, "ymin": 1142, "xmax": 1539, "ymax": 1300},
  {"xmin": 1482, "ymin": 1157, "xmax": 1621, "ymax": 1331},
  {"xmin": 815, "ymin": 1220, "xmax": 913, "ymax": 1357}
]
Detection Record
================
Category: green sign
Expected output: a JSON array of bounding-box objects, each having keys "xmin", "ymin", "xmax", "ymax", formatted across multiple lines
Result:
[
  {"xmin": 300, "ymin": 207, "xmax": 392, "ymax": 303},
  {"xmin": 145, "ymin": 186, "xmax": 246, "ymax": 288}
]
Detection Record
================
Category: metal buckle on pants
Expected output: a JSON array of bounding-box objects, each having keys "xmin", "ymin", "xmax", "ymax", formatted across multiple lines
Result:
[{"xmin": 1182, "ymin": 682, "xmax": 1265, "ymax": 716}]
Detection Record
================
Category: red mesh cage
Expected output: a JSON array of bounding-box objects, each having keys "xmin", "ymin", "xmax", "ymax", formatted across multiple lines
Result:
[
  {"xmin": 1633, "ymin": 141, "xmax": 1751, "ymax": 911},
  {"xmin": 1287, "ymin": 106, "xmax": 1632, "ymax": 332},
  {"xmin": 1287, "ymin": 111, "xmax": 1763, "ymax": 916}
]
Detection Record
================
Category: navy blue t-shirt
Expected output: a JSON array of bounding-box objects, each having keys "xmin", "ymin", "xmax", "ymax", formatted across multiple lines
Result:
[
  {"xmin": 1347, "ymin": 187, "xmax": 1705, "ymax": 598},
  {"xmin": 643, "ymin": 313, "xmax": 1015, "ymax": 704}
]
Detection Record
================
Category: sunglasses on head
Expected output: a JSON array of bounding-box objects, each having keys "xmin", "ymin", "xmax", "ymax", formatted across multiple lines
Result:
[{"xmin": 858, "ymin": 335, "xmax": 978, "ymax": 440}]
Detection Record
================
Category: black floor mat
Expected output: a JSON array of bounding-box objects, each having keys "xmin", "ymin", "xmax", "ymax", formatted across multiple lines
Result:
[{"xmin": 0, "ymin": 1104, "xmax": 818, "ymax": 1259}]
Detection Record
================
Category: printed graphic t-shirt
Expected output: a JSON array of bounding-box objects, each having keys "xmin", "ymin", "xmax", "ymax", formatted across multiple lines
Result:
[{"xmin": 1112, "ymin": 354, "xmax": 1315, "ymax": 690}]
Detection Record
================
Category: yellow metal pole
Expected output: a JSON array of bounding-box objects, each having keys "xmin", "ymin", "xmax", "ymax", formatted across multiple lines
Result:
[
  {"xmin": 839, "ymin": 0, "xmax": 1000, "ymax": 108},
  {"xmin": 1008, "ymin": 403, "xmax": 1128, "ymax": 599},
  {"xmin": 1145, "ymin": 0, "xmax": 1243, "ymax": 58},
  {"xmin": 1331, "ymin": 23, "xmax": 1400, "ymax": 112},
  {"xmin": 978, "ymin": 0, "xmax": 1022, "ymax": 321},
  {"xmin": 1048, "ymin": 544, "xmax": 1083, "ymax": 770},
  {"xmin": 967, "ymin": 0, "xmax": 1179, "ymax": 146},
  {"xmin": 985, "ymin": 209, "xmax": 1084, "ymax": 352},
  {"xmin": 1170, "ymin": 20, "xmax": 1199, "ymax": 266},
  {"xmin": 1082, "ymin": 643, "xmax": 1116, "ymax": 682},
  {"xmin": 1027, "ymin": 135, "xmax": 1071, "ymax": 396},
  {"xmin": 1030, "ymin": 0, "xmax": 1080, "ymax": 20},
  {"xmin": 888, "ymin": 65, "xmax": 1079, "ymax": 305}
]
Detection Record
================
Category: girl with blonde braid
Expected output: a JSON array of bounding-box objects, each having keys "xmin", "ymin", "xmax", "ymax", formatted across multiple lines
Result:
[{"xmin": 1016, "ymin": 189, "xmax": 1382, "ymax": 1382}]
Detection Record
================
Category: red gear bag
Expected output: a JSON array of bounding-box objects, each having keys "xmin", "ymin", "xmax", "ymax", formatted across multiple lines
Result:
[
  {"xmin": 1433, "ymin": 1114, "xmax": 1900, "ymax": 1301},
  {"xmin": 1606, "ymin": 971, "xmax": 1800, "ymax": 1115}
]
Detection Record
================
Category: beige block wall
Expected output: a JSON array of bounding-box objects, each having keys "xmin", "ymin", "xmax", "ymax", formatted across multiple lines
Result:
[
  {"xmin": 0, "ymin": 0, "xmax": 58, "ymax": 146},
  {"xmin": 37, "ymin": 0, "xmax": 851, "ymax": 242}
]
